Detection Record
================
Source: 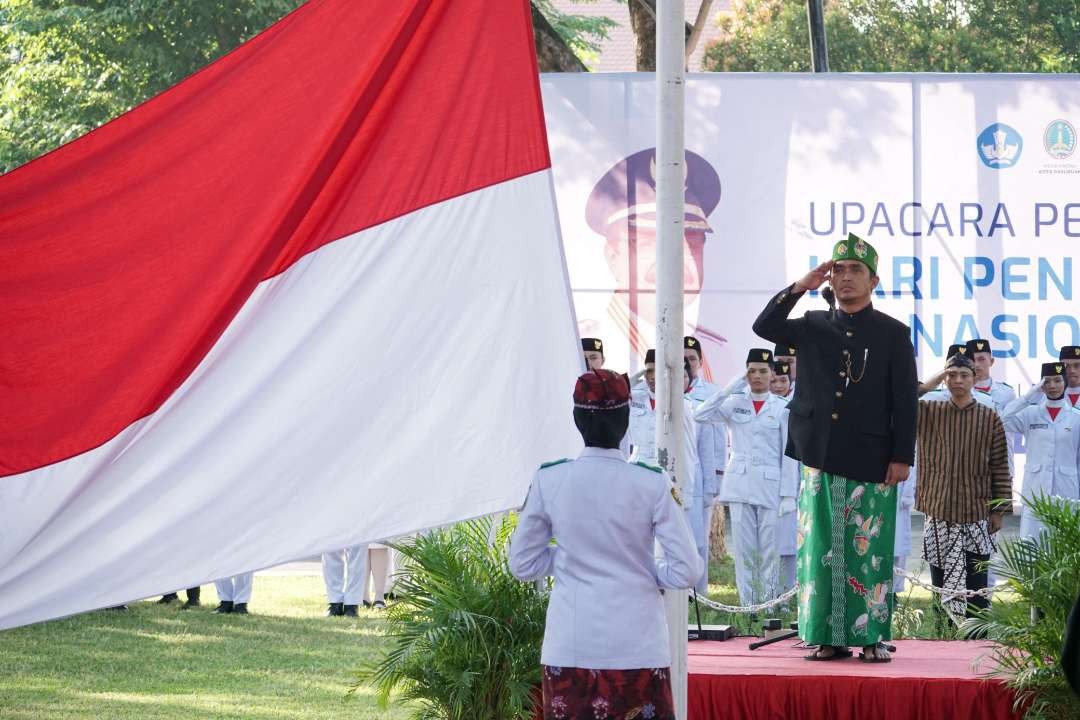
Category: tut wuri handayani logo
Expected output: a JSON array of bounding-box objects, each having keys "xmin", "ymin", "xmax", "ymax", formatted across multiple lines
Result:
[
  {"xmin": 977, "ymin": 123, "xmax": 1022, "ymax": 169},
  {"xmin": 1044, "ymin": 120, "xmax": 1076, "ymax": 160}
]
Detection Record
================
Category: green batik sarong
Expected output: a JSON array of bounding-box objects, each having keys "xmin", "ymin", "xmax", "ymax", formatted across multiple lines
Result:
[{"xmin": 796, "ymin": 467, "xmax": 897, "ymax": 647}]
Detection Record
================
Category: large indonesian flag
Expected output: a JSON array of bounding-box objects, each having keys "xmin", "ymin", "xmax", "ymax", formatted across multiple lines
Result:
[{"xmin": 0, "ymin": 0, "xmax": 580, "ymax": 628}]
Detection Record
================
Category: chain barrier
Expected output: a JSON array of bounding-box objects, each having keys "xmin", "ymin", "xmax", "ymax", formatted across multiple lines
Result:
[{"xmin": 690, "ymin": 569, "xmax": 1011, "ymax": 616}]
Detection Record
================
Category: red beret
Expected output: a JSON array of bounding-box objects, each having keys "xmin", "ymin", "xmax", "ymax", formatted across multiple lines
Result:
[{"xmin": 573, "ymin": 369, "xmax": 631, "ymax": 410}]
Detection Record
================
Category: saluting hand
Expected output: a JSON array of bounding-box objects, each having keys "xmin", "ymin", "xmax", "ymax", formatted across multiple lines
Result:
[
  {"xmin": 793, "ymin": 260, "xmax": 834, "ymax": 293},
  {"xmin": 883, "ymin": 462, "xmax": 909, "ymax": 486}
]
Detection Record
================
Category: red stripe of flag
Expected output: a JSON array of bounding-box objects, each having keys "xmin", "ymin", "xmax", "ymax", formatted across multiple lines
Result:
[{"xmin": 0, "ymin": 0, "xmax": 549, "ymax": 477}]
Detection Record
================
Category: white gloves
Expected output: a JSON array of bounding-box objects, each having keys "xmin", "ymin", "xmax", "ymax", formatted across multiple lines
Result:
[
  {"xmin": 779, "ymin": 496, "xmax": 797, "ymax": 515},
  {"xmin": 724, "ymin": 372, "xmax": 748, "ymax": 394},
  {"xmin": 1024, "ymin": 382, "xmax": 1045, "ymax": 401}
]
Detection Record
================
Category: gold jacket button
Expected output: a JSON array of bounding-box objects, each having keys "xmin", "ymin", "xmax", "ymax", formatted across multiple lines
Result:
[
  {"xmin": 835, "ymin": 391, "xmax": 843, "ymax": 398},
  {"xmin": 831, "ymin": 412, "xmax": 840, "ymax": 420},
  {"xmin": 846, "ymin": 331, "xmax": 854, "ymax": 337},
  {"xmin": 839, "ymin": 371, "xmax": 846, "ymax": 378},
  {"xmin": 842, "ymin": 349, "xmax": 850, "ymax": 356}
]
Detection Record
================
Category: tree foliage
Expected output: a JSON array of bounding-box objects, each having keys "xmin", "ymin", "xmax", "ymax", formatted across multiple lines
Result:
[
  {"xmin": 0, "ymin": 1, "xmax": 612, "ymax": 174},
  {"xmin": 0, "ymin": 0, "xmax": 304, "ymax": 172},
  {"xmin": 703, "ymin": 0, "xmax": 1080, "ymax": 73}
]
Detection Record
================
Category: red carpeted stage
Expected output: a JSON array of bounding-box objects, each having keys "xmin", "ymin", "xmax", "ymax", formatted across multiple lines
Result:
[{"xmin": 688, "ymin": 639, "xmax": 1021, "ymax": 720}]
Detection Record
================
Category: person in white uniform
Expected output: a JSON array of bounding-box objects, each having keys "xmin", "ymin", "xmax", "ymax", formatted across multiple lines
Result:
[
  {"xmin": 1001, "ymin": 361, "xmax": 1080, "ymax": 539},
  {"xmin": 694, "ymin": 348, "xmax": 799, "ymax": 606},
  {"xmin": 322, "ymin": 544, "xmax": 367, "ymax": 617},
  {"xmin": 582, "ymin": 337, "xmax": 605, "ymax": 371},
  {"xmin": 1059, "ymin": 346, "xmax": 1080, "ymax": 408},
  {"xmin": 773, "ymin": 344, "xmax": 797, "ymax": 393},
  {"xmin": 629, "ymin": 350, "xmax": 702, "ymax": 548},
  {"xmin": 684, "ymin": 335, "xmax": 727, "ymax": 595},
  {"xmin": 510, "ymin": 369, "xmax": 702, "ymax": 719},
  {"xmin": 363, "ymin": 542, "xmax": 393, "ymax": 610},
  {"xmin": 214, "ymin": 572, "xmax": 254, "ymax": 614},
  {"xmin": 586, "ymin": 336, "xmax": 632, "ymax": 460},
  {"xmin": 769, "ymin": 361, "xmax": 799, "ymax": 592}
]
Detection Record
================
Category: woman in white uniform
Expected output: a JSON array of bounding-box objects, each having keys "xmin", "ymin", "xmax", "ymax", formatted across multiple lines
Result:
[
  {"xmin": 1001, "ymin": 361, "xmax": 1080, "ymax": 539},
  {"xmin": 511, "ymin": 369, "xmax": 702, "ymax": 720}
]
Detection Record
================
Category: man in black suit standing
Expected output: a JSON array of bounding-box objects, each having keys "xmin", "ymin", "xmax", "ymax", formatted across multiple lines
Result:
[{"xmin": 753, "ymin": 233, "xmax": 917, "ymax": 663}]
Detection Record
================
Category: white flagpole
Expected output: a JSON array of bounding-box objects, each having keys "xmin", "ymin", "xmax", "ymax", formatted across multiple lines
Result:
[{"xmin": 656, "ymin": 1, "xmax": 688, "ymax": 717}]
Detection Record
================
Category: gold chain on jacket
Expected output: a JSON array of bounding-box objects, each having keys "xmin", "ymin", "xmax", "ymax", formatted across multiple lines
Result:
[{"xmin": 845, "ymin": 348, "xmax": 869, "ymax": 384}]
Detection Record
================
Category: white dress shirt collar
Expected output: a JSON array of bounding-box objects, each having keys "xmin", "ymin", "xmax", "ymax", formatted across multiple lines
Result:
[{"xmin": 579, "ymin": 446, "xmax": 628, "ymax": 461}]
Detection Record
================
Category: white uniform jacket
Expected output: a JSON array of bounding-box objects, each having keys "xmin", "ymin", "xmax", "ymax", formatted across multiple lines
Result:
[
  {"xmin": 1001, "ymin": 396, "xmax": 1080, "ymax": 537},
  {"xmin": 509, "ymin": 447, "xmax": 703, "ymax": 669},
  {"xmin": 628, "ymin": 386, "xmax": 702, "ymax": 499},
  {"xmin": 686, "ymin": 377, "xmax": 727, "ymax": 498},
  {"xmin": 693, "ymin": 389, "xmax": 798, "ymax": 509}
]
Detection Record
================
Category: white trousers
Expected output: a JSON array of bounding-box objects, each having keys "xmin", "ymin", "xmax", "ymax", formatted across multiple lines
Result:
[
  {"xmin": 322, "ymin": 544, "xmax": 368, "ymax": 604},
  {"xmin": 728, "ymin": 502, "xmax": 778, "ymax": 606},
  {"xmin": 365, "ymin": 546, "xmax": 391, "ymax": 602},
  {"xmin": 214, "ymin": 572, "xmax": 253, "ymax": 603},
  {"xmin": 893, "ymin": 555, "xmax": 907, "ymax": 593},
  {"xmin": 780, "ymin": 554, "xmax": 796, "ymax": 593},
  {"xmin": 686, "ymin": 498, "xmax": 715, "ymax": 594}
]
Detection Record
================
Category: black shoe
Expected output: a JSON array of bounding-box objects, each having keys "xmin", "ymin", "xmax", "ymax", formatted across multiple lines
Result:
[
  {"xmin": 181, "ymin": 598, "xmax": 201, "ymax": 609},
  {"xmin": 362, "ymin": 600, "xmax": 373, "ymax": 608},
  {"xmin": 157, "ymin": 593, "xmax": 178, "ymax": 604},
  {"xmin": 372, "ymin": 600, "xmax": 386, "ymax": 611},
  {"xmin": 232, "ymin": 603, "xmax": 249, "ymax": 615},
  {"xmin": 326, "ymin": 602, "xmax": 345, "ymax": 617},
  {"xmin": 214, "ymin": 601, "xmax": 234, "ymax": 614},
  {"xmin": 105, "ymin": 605, "xmax": 129, "ymax": 611},
  {"xmin": 343, "ymin": 604, "xmax": 358, "ymax": 617}
]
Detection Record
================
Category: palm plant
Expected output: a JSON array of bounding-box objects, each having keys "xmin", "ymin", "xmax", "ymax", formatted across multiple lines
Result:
[
  {"xmin": 351, "ymin": 515, "xmax": 548, "ymax": 720},
  {"xmin": 962, "ymin": 495, "xmax": 1080, "ymax": 720}
]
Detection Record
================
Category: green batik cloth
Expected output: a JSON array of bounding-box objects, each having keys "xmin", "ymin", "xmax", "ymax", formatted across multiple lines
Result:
[{"xmin": 796, "ymin": 467, "xmax": 897, "ymax": 647}]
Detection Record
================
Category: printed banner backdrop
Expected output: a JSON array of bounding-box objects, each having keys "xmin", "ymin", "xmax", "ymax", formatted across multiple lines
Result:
[
  {"xmin": 543, "ymin": 72, "xmax": 1080, "ymax": 389},
  {"xmin": 0, "ymin": 0, "xmax": 581, "ymax": 630}
]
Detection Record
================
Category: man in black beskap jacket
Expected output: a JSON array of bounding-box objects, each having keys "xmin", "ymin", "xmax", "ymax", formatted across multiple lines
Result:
[{"xmin": 752, "ymin": 233, "xmax": 917, "ymax": 664}]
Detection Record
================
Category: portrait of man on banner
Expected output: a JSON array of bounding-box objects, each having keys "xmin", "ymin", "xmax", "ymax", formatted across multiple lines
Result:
[{"xmin": 578, "ymin": 147, "xmax": 725, "ymax": 377}]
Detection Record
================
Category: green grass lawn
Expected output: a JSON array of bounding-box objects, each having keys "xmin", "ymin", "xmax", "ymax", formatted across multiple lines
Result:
[
  {"xmin": 0, "ymin": 557, "xmax": 997, "ymax": 719},
  {"xmin": 0, "ymin": 575, "xmax": 409, "ymax": 720}
]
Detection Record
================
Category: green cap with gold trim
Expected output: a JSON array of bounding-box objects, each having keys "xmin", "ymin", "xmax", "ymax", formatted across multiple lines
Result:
[{"xmin": 832, "ymin": 233, "xmax": 878, "ymax": 275}]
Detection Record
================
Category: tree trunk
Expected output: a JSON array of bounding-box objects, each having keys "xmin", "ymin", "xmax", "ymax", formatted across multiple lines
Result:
[
  {"xmin": 628, "ymin": 0, "xmax": 658, "ymax": 71},
  {"xmin": 685, "ymin": 0, "xmax": 715, "ymax": 61},
  {"xmin": 531, "ymin": 4, "xmax": 588, "ymax": 72}
]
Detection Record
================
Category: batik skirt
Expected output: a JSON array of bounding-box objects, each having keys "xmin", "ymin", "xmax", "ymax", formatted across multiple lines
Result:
[
  {"xmin": 796, "ymin": 467, "xmax": 897, "ymax": 647},
  {"xmin": 540, "ymin": 665, "xmax": 675, "ymax": 720}
]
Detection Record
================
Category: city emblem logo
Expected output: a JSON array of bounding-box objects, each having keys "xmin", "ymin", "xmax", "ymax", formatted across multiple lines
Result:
[
  {"xmin": 854, "ymin": 239, "xmax": 868, "ymax": 258},
  {"xmin": 1044, "ymin": 120, "xmax": 1076, "ymax": 160},
  {"xmin": 959, "ymin": 347, "xmax": 967, "ymax": 354},
  {"xmin": 593, "ymin": 339, "xmax": 602, "ymax": 350},
  {"xmin": 978, "ymin": 123, "xmax": 1023, "ymax": 169},
  {"xmin": 835, "ymin": 242, "xmax": 848, "ymax": 256},
  {"xmin": 762, "ymin": 351, "xmax": 770, "ymax": 361},
  {"xmin": 1057, "ymin": 365, "xmax": 1064, "ymax": 374},
  {"xmin": 976, "ymin": 341, "xmax": 985, "ymax": 351},
  {"xmin": 687, "ymin": 338, "xmax": 696, "ymax": 347}
]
